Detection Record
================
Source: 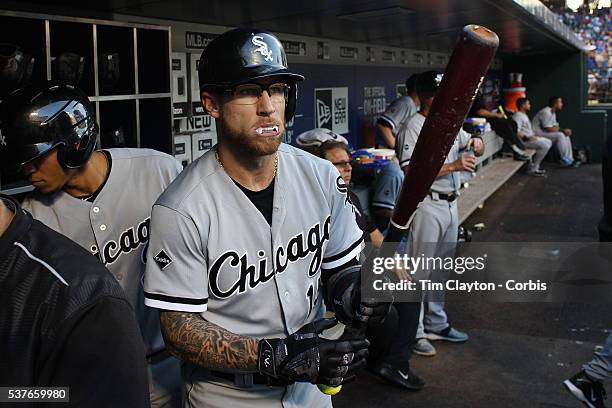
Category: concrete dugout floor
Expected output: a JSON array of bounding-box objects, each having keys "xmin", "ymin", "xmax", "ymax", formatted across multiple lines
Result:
[{"xmin": 335, "ymin": 163, "xmax": 611, "ymax": 408}]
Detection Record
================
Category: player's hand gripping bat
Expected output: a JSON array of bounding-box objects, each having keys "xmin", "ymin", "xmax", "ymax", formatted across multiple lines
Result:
[{"xmin": 319, "ymin": 24, "xmax": 499, "ymax": 396}]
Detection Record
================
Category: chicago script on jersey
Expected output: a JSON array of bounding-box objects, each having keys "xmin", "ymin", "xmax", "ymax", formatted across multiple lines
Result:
[
  {"xmin": 92, "ymin": 217, "xmax": 150, "ymax": 265},
  {"xmin": 209, "ymin": 216, "xmax": 331, "ymax": 298}
]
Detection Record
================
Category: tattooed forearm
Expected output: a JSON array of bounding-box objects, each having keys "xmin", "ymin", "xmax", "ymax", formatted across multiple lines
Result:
[{"xmin": 160, "ymin": 311, "xmax": 258, "ymax": 370}]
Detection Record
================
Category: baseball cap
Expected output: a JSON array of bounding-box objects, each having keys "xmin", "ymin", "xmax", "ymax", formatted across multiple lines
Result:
[
  {"xmin": 416, "ymin": 71, "xmax": 443, "ymax": 94},
  {"xmin": 296, "ymin": 128, "xmax": 348, "ymax": 147}
]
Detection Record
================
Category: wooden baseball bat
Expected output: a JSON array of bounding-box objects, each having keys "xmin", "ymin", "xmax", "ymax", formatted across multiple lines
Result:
[
  {"xmin": 386, "ymin": 24, "xmax": 499, "ymax": 241},
  {"xmin": 320, "ymin": 24, "xmax": 499, "ymax": 396},
  {"xmin": 319, "ymin": 26, "xmax": 499, "ymax": 396}
]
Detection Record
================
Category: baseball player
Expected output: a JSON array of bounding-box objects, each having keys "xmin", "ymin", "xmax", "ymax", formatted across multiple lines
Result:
[
  {"xmin": 143, "ymin": 28, "xmax": 386, "ymax": 408},
  {"xmin": 531, "ymin": 96, "xmax": 578, "ymax": 168},
  {"xmin": 0, "ymin": 82, "xmax": 183, "ymax": 407},
  {"xmin": 564, "ymin": 332, "xmax": 611, "ymax": 408},
  {"xmin": 468, "ymin": 90, "xmax": 528, "ymax": 161},
  {"xmin": 376, "ymin": 74, "xmax": 420, "ymax": 149},
  {"xmin": 396, "ymin": 71, "xmax": 484, "ymax": 346},
  {"xmin": 0, "ymin": 193, "xmax": 150, "ymax": 407},
  {"xmin": 512, "ymin": 97, "xmax": 552, "ymax": 176},
  {"xmin": 370, "ymin": 161, "xmax": 405, "ymax": 232}
]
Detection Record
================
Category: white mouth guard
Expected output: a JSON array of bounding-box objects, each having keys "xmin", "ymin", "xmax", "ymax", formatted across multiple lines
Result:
[{"xmin": 256, "ymin": 126, "xmax": 279, "ymax": 134}]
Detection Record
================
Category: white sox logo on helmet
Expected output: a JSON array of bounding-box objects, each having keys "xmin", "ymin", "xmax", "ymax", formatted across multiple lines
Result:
[
  {"xmin": 435, "ymin": 73, "xmax": 444, "ymax": 86},
  {"xmin": 252, "ymin": 35, "xmax": 274, "ymax": 62}
]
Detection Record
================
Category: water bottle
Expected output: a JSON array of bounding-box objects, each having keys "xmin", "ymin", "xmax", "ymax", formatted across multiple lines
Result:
[{"xmin": 461, "ymin": 145, "xmax": 476, "ymax": 186}]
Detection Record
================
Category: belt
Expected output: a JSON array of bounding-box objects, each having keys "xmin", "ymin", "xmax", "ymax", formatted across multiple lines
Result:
[
  {"xmin": 429, "ymin": 191, "xmax": 459, "ymax": 202},
  {"xmin": 208, "ymin": 370, "xmax": 291, "ymax": 388},
  {"xmin": 147, "ymin": 349, "xmax": 171, "ymax": 364}
]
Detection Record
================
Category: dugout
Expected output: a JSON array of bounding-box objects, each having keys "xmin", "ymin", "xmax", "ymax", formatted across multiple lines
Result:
[{"xmin": 0, "ymin": 0, "xmax": 606, "ymax": 193}]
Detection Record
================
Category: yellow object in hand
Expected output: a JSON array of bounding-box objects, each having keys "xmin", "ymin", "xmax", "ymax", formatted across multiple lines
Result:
[{"xmin": 317, "ymin": 384, "xmax": 343, "ymax": 395}]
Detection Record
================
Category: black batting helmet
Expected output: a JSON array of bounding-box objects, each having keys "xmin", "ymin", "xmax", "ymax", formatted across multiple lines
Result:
[
  {"xmin": 0, "ymin": 81, "xmax": 98, "ymax": 175},
  {"xmin": 0, "ymin": 44, "xmax": 35, "ymax": 97},
  {"xmin": 198, "ymin": 28, "xmax": 304, "ymax": 122},
  {"xmin": 416, "ymin": 71, "xmax": 443, "ymax": 94}
]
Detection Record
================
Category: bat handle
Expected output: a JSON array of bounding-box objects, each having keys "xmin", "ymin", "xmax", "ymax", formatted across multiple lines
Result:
[
  {"xmin": 317, "ymin": 321, "xmax": 368, "ymax": 395},
  {"xmin": 317, "ymin": 234, "xmax": 403, "ymax": 397}
]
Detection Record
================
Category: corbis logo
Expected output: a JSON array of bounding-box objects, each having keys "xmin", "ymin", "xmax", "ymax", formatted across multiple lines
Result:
[{"xmin": 252, "ymin": 36, "xmax": 274, "ymax": 62}]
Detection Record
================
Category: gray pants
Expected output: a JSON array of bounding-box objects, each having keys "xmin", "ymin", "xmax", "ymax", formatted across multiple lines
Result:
[
  {"xmin": 523, "ymin": 137, "xmax": 553, "ymax": 171},
  {"xmin": 150, "ymin": 355, "xmax": 183, "ymax": 408},
  {"xmin": 537, "ymin": 131, "xmax": 573, "ymax": 165},
  {"xmin": 183, "ymin": 367, "xmax": 331, "ymax": 408},
  {"xmin": 583, "ymin": 332, "xmax": 612, "ymax": 382},
  {"xmin": 406, "ymin": 195, "xmax": 458, "ymax": 335}
]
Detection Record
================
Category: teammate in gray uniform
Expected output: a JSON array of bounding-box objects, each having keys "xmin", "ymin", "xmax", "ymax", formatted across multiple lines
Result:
[
  {"xmin": 512, "ymin": 98, "xmax": 552, "ymax": 176},
  {"xmin": 143, "ymin": 28, "xmax": 386, "ymax": 408},
  {"xmin": 396, "ymin": 71, "xmax": 484, "ymax": 346},
  {"xmin": 371, "ymin": 74, "xmax": 418, "ymax": 229},
  {"xmin": 370, "ymin": 161, "xmax": 405, "ymax": 232},
  {"xmin": 531, "ymin": 96, "xmax": 578, "ymax": 167},
  {"xmin": 0, "ymin": 82, "xmax": 183, "ymax": 408},
  {"xmin": 376, "ymin": 74, "xmax": 420, "ymax": 149}
]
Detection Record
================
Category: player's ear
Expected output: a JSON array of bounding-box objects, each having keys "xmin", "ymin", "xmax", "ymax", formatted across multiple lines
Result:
[{"xmin": 202, "ymin": 91, "xmax": 221, "ymax": 118}]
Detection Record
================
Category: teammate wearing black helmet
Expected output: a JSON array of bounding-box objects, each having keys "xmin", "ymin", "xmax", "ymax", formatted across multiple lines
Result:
[
  {"xmin": 0, "ymin": 81, "xmax": 184, "ymax": 407},
  {"xmin": 0, "ymin": 83, "xmax": 98, "ymax": 192},
  {"xmin": 143, "ymin": 28, "xmax": 386, "ymax": 408}
]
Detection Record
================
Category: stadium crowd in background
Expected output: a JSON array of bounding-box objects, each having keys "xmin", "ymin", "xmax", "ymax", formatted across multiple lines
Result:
[{"xmin": 555, "ymin": 2, "xmax": 612, "ymax": 103}]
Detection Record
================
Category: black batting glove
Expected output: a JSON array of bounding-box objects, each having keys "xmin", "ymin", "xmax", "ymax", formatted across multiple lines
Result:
[
  {"xmin": 350, "ymin": 276, "xmax": 393, "ymax": 327},
  {"xmin": 257, "ymin": 317, "xmax": 369, "ymax": 386}
]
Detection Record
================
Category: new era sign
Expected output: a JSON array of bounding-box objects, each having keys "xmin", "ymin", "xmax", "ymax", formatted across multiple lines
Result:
[{"xmin": 314, "ymin": 87, "xmax": 348, "ymax": 134}]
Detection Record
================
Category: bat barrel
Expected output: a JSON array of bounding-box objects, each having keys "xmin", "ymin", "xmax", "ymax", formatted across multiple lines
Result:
[{"xmin": 462, "ymin": 24, "xmax": 500, "ymax": 49}]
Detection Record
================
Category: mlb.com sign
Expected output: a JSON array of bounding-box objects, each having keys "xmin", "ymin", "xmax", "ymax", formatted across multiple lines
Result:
[{"xmin": 314, "ymin": 87, "xmax": 348, "ymax": 135}]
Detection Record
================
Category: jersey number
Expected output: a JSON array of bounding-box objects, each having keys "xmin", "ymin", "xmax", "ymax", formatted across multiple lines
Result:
[{"xmin": 306, "ymin": 283, "xmax": 315, "ymax": 318}]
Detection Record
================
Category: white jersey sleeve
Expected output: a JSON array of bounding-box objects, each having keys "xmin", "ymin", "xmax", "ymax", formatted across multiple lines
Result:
[
  {"xmin": 144, "ymin": 204, "xmax": 209, "ymax": 312},
  {"xmin": 321, "ymin": 163, "xmax": 364, "ymax": 270},
  {"xmin": 533, "ymin": 107, "xmax": 555, "ymax": 133},
  {"xmin": 458, "ymin": 128, "xmax": 472, "ymax": 150},
  {"xmin": 541, "ymin": 109, "xmax": 556, "ymax": 128},
  {"xmin": 512, "ymin": 111, "xmax": 534, "ymax": 137},
  {"xmin": 379, "ymin": 96, "xmax": 417, "ymax": 133},
  {"xmin": 395, "ymin": 113, "xmax": 424, "ymax": 169}
]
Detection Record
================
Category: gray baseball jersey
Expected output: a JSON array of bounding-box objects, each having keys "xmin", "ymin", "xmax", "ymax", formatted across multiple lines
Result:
[
  {"xmin": 376, "ymin": 96, "xmax": 418, "ymax": 148},
  {"xmin": 22, "ymin": 148, "xmax": 182, "ymax": 356},
  {"xmin": 531, "ymin": 107, "xmax": 557, "ymax": 135},
  {"xmin": 512, "ymin": 111, "xmax": 535, "ymax": 138},
  {"xmin": 396, "ymin": 113, "xmax": 471, "ymax": 193},
  {"xmin": 398, "ymin": 113, "xmax": 466, "ymax": 335},
  {"xmin": 371, "ymin": 161, "xmax": 404, "ymax": 211},
  {"xmin": 143, "ymin": 143, "xmax": 363, "ymax": 408}
]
